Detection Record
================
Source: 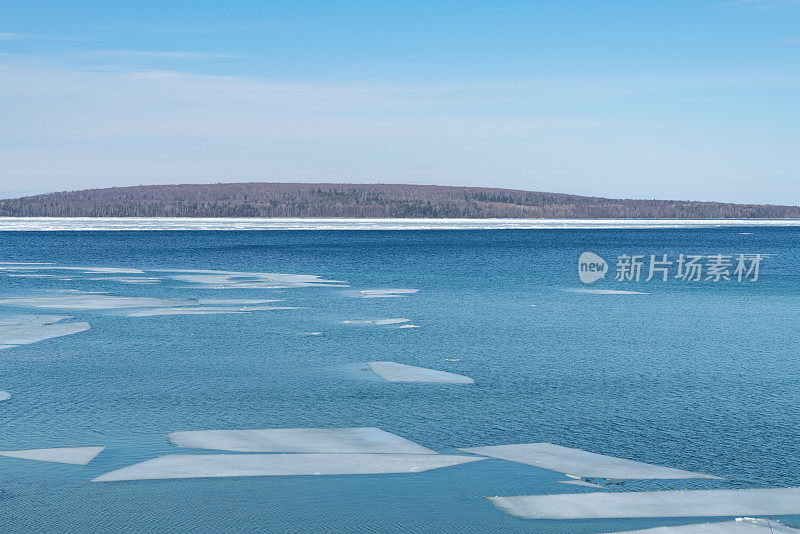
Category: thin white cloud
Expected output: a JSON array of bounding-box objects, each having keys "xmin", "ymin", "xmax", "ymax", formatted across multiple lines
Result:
[
  {"xmin": 78, "ymin": 49, "xmax": 242, "ymax": 60},
  {"xmin": 0, "ymin": 56, "xmax": 798, "ymax": 204},
  {"xmin": 0, "ymin": 32, "xmax": 89, "ymax": 42}
]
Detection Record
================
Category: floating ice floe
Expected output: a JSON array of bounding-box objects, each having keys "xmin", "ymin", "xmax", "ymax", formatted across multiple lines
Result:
[
  {"xmin": 0, "ymin": 294, "xmax": 200, "ymax": 310},
  {"xmin": 556, "ymin": 479, "xmax": 609, "ymax": 489},
  {"xmin": 155, "ymin": 269, "xmax": 348, "ymax": 289},
  {"xmin": 0, "ymin": 263, "xmax": 144, "ymax": 275},
  {"xmin": 367, "ymin": 362, "xmax": 474, "ymax": 384},
  {"xmin": 6, "ymin": 273, "xmax": 62, "ymax": 278},
  {"xmin": 456, "ymin": 443, "xmax": 719, "ymax": 479},
  {"xmin": 125, "ymin": 306, "xmax": 303, "ymax": 317},
  {"xmin": 354, "ymin": 289, "xmax": 419, "ymax": 298},
  {"xmin": 488, "ymin": 487, "xmax": 800, "ymax": 519},
  {"xmin": 342, "ymin": 318, "xmax": 410, "ymax": 325},
  {"xmin": 0, "ymin": 262, "xmax": 56, "ymax": 265},
  {"xmin": 92, "ymin": 453, "xmax": 485, "ymax": 482},
  {"xmin": 0, "ymin": 315, "xmax": 90, "ymax": 349},
  {"xmin": 606, "ymin": 517, "xmax": 800, "ymax": 533},
  {"xmin": 167, "ymin": 427, "xmax": 436, "ymax": 454},
  {"xmin": 570, "ymin": 289, "xmax": 647, "ymax": 295},
  {"xmin": 0, "ymin": 446, "xmax": 105, "ymax": 465},
  {"xmin": 0, "ymin": 391, "xmax": 10, "ymax": 401},
  {"xmin": 195, "ymin": 299, "xmax": 283, "ymax": 305},
  {"xmin": 86, "ymin": 276, "xmax": 162, "ymax": 284}
]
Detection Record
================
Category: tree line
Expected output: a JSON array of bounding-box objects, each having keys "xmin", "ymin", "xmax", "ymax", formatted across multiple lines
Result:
[{"xmin": 1, "ymin": 183, "xmax": 797, "ymax": 219}]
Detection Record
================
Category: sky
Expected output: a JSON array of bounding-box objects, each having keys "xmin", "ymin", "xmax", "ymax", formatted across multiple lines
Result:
[{"xmin": 0, "ymin": 1, "xmax": 798, "ymax": 203}]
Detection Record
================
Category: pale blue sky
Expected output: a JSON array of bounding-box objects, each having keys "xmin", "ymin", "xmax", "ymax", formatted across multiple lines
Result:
[{"xmin": 1, "ymin": 1, "xmax": 798, "ymax": 203}]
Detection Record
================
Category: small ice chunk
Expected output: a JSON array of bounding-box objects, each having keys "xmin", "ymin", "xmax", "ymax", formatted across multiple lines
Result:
[
  {"xmin": 343, "ymin": 318, "xmax": 410, "ymax": 325},
  {"xmin": 556, "ymin": 479, "xmax": 610, "ymax": 489},
  {"xmin": 167, "ymin": 427, "xmax": 436, "ymax": 454},
  {"xmin": 606, "ymin": 517, "xmax": 800, "ymax": 533},
  {"xmin": 355, "ymin": 289, "xmax": 419, "ymax": 298},
  {"xmin": 156, "ymin": 270, "xmax": 347, "ymax": 289},
  {"xmin": 0, "ymin": 446, "xmax": 105, "ymax": 465},
  {"xmin": 0, "ymin": 294, "xmax": 200, "ymax": 310},
  {"xmin": 399, "ymin": 324, "xmax": 422, "ymax": 329},
  {"xmin": 195, "ymin": 299, "xmax": 283, "ymax": 305},
  {"xmin": 87, "ymin": 276, "xmax": 162, "ymax": 284},
  {"xmin": 6, "ymin": 274, "xmax": 61, "ymax": 278},
  {"xmin": 367, "ymin": 362, "xmax": 474, "ymax": 383},
  {"xmin": 0, "ymin": 391, "xmax": 10, "ymax": 401},
  {"xmin": 92, "ymin": 453, "xmax": 486, "ymax": 482},
  {"xmin": 69, "ymin": 267, "xmax": 144, "ymax": 274},
  {"xmin": 0, "ymin": 262, "xmax": 56, "ymax": 266},
  {"xmin": 0, "ymin": 264, "xmax": 143, "ymax": 274},
  {"xmin": 125, "ymin": 306, "xmax": 303, "ymax": 317},
  {"xmin": 570, "ymin": 289, "xmax": 647, "ymax": 295},
  {"xmin": 488, "ymin": 488, "xmax": 800, "ymax": 519},
  {"xmin": 458, "ymin": 443, "xmax": 719, "ymax": 480},
  {"xmin": 0, "ymin": 315, "xmax": 90, "ymax": 347}
]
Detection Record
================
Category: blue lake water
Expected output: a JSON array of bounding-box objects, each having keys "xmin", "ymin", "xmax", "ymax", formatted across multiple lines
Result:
[{"xmin": 0, "ymin": 228, "xmax": 799, "ymax": 532}]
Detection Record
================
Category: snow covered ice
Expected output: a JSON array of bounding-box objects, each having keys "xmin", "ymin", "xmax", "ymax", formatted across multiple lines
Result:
[
  {"xmin": 458, "ymin": 443, "xmax": 719, "ymax": 479},
  {"xmin": 167, "ymin": 427, "xmax": 437, "ymax": 454},
  {"xmin": 92, "ymin": 453, "xmax": 486, "ymax": 481},
  {"xmin": 0, "ymin": 446, "xmax": 105, "ymax": 465},
  {"xmin": 0, "ymin": 315, "xmax": 90, "ymax": 348},
  {"xmin": 488, "ymin": 487, "xmax": 800, "ymax": 519},
  {"xmin": 367, "ymin": 362, "xmax": 474, "ymax": 383}
]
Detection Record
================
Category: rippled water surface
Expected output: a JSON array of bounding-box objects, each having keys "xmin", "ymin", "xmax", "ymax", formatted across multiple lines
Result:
[{"xmin": 1, "ymin": 228, "xmax": 798, "ymax": 532}]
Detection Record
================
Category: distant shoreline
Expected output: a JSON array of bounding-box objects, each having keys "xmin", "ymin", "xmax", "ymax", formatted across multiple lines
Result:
[
  {"xmin": 2, "ymin": 183, "xmax": 797, "ymax": 220},
  {"xmin": 1, "ymin": 217, "xmax": 799, "ymax": 231}
]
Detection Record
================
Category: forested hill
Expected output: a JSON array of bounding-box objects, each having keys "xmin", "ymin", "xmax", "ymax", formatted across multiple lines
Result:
[{"xmin": 1, "ymin": 183, "xmax": 798, "ymax": 219}]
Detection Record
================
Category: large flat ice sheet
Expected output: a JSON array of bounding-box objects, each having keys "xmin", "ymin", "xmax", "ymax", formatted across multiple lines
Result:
[
  {"xmin": 167, "ymin": 427, "xmax": 436, "ymax": 454},
  {"xmin": 458, "ymin": 443, "xmax": 719, "ymax": 479},
  {"xmin": 367, "ymin": 361, "xmax": 474, "ymax": 383},
  {"xmin": 92, "ymin": 453, "xmax": 486, "ymax": 481},
  {"xmin": 0, "ymin": 446, "xmax": 105, "ymax": 465},
  {"xmin": 488, "ymin": 488, "xmax": 800, "ymax": 519},
  {"xmin": 0, "ymin": 315, "xmax": 90, "ymax": 348},
  {"xmin": 607, "ymin": 517, "xmax": 800, "ymax": 533}
]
